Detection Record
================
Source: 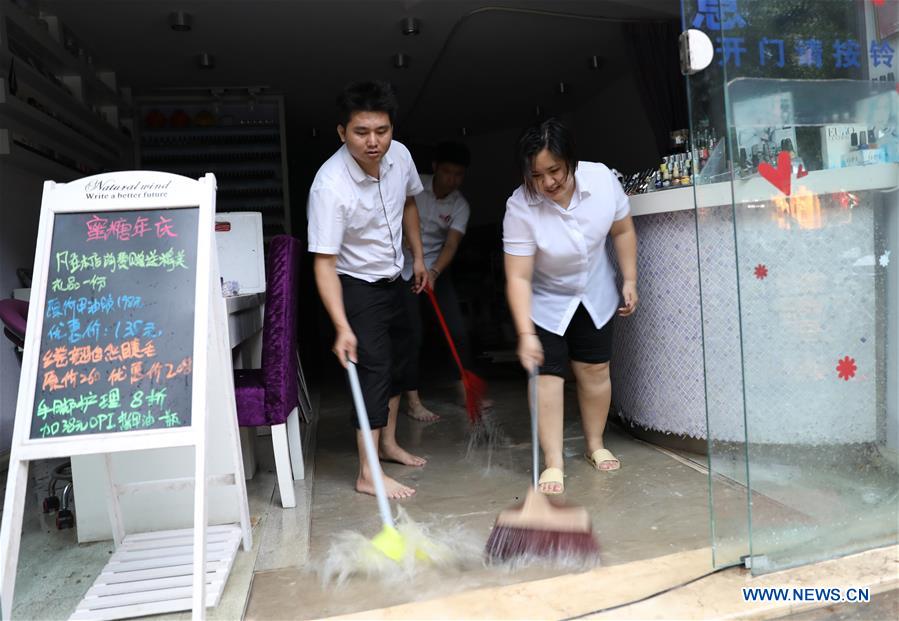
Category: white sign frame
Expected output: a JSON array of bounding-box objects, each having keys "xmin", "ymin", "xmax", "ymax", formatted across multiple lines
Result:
[{"xmin": 0, "ymin": 171, "xmax": 251, "ymax": 620}]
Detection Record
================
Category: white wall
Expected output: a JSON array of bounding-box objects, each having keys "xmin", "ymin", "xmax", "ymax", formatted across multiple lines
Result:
[{"xmin": 0, "ymin": 163, "xmax": 43, "ymax": 452}]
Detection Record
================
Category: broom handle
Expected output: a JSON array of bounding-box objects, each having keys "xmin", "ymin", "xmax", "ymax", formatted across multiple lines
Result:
[
  {"xmin": 529, "ymin": 367, "xmax": 539, "ymax": 490},
  {"xmin": 347, "ymin": 360, "xmax": 395, "ymax": 529},
  {"xmin": 425, "ymin": 285, "xmax": 465, "ymax": 374}
]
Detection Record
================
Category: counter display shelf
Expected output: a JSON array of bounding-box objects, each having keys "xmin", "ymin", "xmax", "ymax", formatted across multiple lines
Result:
[{"xmin": 615, "ymin": 163, "xmax": 898, "ymax": 446}]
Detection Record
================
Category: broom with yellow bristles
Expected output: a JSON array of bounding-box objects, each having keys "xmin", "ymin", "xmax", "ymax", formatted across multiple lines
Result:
[
  {"xmin": 347, "ymin": 360, "xmax": 429, "ymax": 562},
  {"xmin": 485, "ymin": 368, "xmax": 599, "ymax": 561}
]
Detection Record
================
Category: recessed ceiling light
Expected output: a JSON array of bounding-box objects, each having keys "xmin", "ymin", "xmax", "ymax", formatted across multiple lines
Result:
[
  {"xmin": 393, "ymin": 53, "xmax": 410, "ymax": 69},
  {"xmin": 589, "ymin": 55, "xmax": 603, "ymax": 70},
  {"xmin": 401, "ymin": 17, "xmax": 420, "ymax": 36},
  {"xmin": 197, "ymin": 52, "xmax": 215, "ymax": 69},
  {"xmin": 558, "ymin": 81, "xmax": 567, "ymax": 94},
  {"xmin": 169, "ymin": 11, "xmax": 193, "ymax": 32}
]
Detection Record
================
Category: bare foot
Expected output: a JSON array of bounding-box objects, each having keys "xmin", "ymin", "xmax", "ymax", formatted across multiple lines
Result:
[
  {"xmin": 379, "ymin": 443, "xmax": 427, "ymax": 467},
  {"xmin": 405, "ymin": 402, "xmax": 440, "ymax": 422},
  {"xmin": 538, "ymin": 480, "xmax": 563, "ymax": 494},
  {"xmin": 356, "ymin": 473, "xmax": 416, "ymax": 499}
]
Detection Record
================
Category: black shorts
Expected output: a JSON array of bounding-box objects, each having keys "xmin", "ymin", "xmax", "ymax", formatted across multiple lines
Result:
[
  {"xmin": 537, "ymin": 304, "xmax": 614, "ymax": 377},
  {"xmin": 340, "ymin": 275, "xmax": 411, "ymax": 429}
]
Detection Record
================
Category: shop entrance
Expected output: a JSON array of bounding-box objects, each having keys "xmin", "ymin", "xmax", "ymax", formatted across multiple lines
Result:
[{"xmin": 0, "ymin": 0, "xmax": 895, "ymax": 618}]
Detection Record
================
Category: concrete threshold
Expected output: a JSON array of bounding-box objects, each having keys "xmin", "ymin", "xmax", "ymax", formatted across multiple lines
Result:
[{"xmin": 320, "ymin": 545, "xmax": 898, "ymax": 620}]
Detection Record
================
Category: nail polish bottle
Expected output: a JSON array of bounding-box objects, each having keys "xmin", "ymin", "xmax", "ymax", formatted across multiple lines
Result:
[{"xmin": 867, "ymin": 129, "xmax": 878, "ymax": 148}]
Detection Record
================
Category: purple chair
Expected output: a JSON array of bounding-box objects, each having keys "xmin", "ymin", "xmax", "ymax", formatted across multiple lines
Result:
[
  {"xmin": 0, "ymin": 299, "xmax": 28, "ymax": 348},
  {"xmin": 233, "ymin": 235, "xmax": 304, "ymax": 508}
]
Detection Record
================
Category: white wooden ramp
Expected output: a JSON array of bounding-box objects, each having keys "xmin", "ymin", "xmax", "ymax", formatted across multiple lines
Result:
[{"xmin": 70, "ymin": 525, "xmax": 242, "ymax": 621}]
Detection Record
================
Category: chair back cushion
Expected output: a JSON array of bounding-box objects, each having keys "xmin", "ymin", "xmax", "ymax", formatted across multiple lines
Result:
[
  {"xmin": 261, "ymin": 235, "xmax": 301, "ymax": 424},
  {"xmin": 0, "ymin": 299, "xmax": 28, "ymax": 343}
]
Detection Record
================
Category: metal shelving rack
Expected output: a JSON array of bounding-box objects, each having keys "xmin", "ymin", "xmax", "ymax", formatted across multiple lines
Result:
[{"xmin": 136, "ymin": 93, "xmax": 291, "ymax": 238}]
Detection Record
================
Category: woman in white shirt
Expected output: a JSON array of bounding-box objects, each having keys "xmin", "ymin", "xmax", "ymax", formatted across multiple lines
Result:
[{"xmin": 503, "ymin": 118, "xmax": 638, "ymax": 495}]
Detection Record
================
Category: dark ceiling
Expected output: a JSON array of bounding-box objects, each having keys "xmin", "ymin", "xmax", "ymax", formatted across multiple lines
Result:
[{"xmin": 39, "ymin": 0, "xmax": 681, "ymax": 142}]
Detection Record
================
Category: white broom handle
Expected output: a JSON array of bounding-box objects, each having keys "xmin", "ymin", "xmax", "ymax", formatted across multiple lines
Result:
[
  {"xmin": 347, "ymin": 360, "xmax": 395, "ymax": 529},
  {"xmin": 529, "ymin": 367, "xmax": 539, "ymax": 490}
]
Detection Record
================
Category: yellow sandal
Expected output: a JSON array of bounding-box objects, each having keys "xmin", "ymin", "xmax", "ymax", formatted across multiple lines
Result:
[
  {"xmin": 586, "ymin": 448, "xmax": 620, "ymax": 471},
  {"xmin": 537, "ymin": 467, "xmax": 565, "ymax": 495}
]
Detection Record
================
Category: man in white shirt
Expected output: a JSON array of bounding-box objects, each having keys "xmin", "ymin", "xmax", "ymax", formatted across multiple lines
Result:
[
  {"xmin": 308, "ymin": 81, "xmax": 429, "ymax": 499},
  {"xmin": 400, "ymin": 142, "xmax": 472, "ymax": 422}
]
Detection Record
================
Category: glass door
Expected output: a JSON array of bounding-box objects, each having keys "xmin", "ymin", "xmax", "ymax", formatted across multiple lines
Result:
[{"xmin": 682, "ymin": 0, "xmax": 899, "ymax": 573}]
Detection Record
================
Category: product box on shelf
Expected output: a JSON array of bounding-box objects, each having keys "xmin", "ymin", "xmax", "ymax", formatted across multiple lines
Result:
[{"xmin": 822, "ymin": 124, "xmax": 870, "ymax": 169}]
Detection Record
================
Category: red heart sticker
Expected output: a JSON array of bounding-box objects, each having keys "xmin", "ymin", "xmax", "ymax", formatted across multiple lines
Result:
[
  {"xmin": 758, "ymin": 151, "xmax": 792, "ymax": 196},
  {"xmin": 797, "ymin": 164, "xmax": 808, "ymax": 178}
]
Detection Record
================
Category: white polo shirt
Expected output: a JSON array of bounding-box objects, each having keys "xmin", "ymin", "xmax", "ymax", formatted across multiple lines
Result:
[
  {"xmin": 401, "ymin": 174, "xmax": 470, "ymax": 280},
  {"xmin": 307, "ymin": 141, "xmax": 423, "ymax": 282},
  {"xmin": 502, "ymin": 161, "xmax": 630, "ymax": 336}
]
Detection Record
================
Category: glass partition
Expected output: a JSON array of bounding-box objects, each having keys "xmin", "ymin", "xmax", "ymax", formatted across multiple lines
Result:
[
  {"xmin": 728, "ymin": 76, "xmax": 898, "ymax": 572},
  {"xmin": 683, "ymin": 0, "xmax": 898, "ymax": 573}
]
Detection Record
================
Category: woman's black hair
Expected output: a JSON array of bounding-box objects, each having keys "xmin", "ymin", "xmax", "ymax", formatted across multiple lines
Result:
[
  {"xmin": 336, "ymin": 80, "xmax": 398, "ymax": 127},
  {"xmin": 517, "ymin": 118, "xmax": 577, "ymax": 199}
]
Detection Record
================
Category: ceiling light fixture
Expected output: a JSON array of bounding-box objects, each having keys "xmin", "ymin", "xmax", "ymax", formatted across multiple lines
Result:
[
  {"xmin": 589, "ymin": 55, "xmax": 603, "ymax": 70},
  {"xmin": 197, "ymin": 52, "xmax": 215, "ymax": 69},
  {"xmin": 169, "ymin": 11, "xmax": 193, "ymax": 32},
  {"xmin": 393, "ymin": 52, "xmax": 410, "ymax": 69},
  {"xmin": 558, "ymin": 81, "xmax": 567, "ymax": 94},
  {"xmin": 460, "ymin": 127, "xmax": 468, "ymax": 137},
  {"xmin": 401, "ymin": 17, "xmax": 420, "ymax": 36}
]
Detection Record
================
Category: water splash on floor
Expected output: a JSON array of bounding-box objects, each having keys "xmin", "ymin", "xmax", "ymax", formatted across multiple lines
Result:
[
  {"xmin": 318, "ymin": 507, "xmax": 485, "ymax": 587},
  {"xmin": 466, "ymin": 410, "xmax": 511, "ymax": 467}
]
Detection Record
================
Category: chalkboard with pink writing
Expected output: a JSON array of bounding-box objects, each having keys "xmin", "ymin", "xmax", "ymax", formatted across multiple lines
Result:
[{"xmin": 30, "ymin": 208, "xmax": 199, "ymax": 439}]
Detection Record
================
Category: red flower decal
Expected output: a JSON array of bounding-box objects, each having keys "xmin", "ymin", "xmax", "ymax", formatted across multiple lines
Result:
[
  {"xmin": 836, "ymin": 356, "xmax": 857, "ymax": 381},
  {"xmin": 754, "ymin": 264, "xmax": 768, "ymax": 280}
]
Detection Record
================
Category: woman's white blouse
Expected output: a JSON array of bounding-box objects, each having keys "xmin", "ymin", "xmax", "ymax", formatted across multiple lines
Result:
[{"xmin": 502, "ymin": 161, "xmax": 630, "ymax": 335}]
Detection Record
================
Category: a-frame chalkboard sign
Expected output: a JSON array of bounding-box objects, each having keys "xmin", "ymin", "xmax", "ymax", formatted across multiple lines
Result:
[{"xmin": 0, "ymin": 171, "xmax": 251, "ymax": 620}]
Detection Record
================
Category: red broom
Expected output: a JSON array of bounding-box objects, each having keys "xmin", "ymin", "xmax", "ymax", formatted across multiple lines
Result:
[
  {"xmin": 485, "ymin": 369, "xmax": 599, "ymax": 561},
  {"xmin": 424, "ymin": 285, "xmax": 486, "ymax": 423}
]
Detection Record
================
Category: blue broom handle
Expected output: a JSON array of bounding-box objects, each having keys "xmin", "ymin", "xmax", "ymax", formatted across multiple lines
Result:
[
  {"xmin": 529, "ymin": 367, "xmax": 539, "ymax": 490},
  {"xmin": 347, "ymin": 360, "xmax": 395, "ymax": 529}
]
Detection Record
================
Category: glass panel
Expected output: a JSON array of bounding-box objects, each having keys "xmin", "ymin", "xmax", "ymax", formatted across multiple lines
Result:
[
  {"xmin": 729, "ymin": 75, "xmax": 898, "ymax": 572},
  {"xmin": 686, "ymin": 0, "xmax": 899, "ymax": 574},
  {"xmin": 681, "ymin": 0, "xmax": 751, "ymax": 570}
]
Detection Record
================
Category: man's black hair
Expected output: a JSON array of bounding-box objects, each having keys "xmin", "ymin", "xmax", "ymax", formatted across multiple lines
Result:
[
  {"xmin": 336, "ymin": 80, "xmax": 398, "ymax": 127},
  {"xmin": 433, "ymin": 141, "xmax": 471, "ymax": 167}
]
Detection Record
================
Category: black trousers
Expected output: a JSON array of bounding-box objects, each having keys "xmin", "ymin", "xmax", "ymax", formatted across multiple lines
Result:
[
  {"xmin": 401, "ymin": 273, "xmax": 471, "ymax": 390},
  {"xmin": 341, "ymin": 275, "xmax": 411, "ymax": 429}
]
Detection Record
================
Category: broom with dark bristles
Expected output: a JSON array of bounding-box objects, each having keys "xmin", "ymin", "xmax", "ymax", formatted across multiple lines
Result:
[
  {"xmin": 424, "ymin": 284, "xmax": 487, "ymax": 424},
  {"xmin": 485, "ymin": 368, "xmax": 599, "ymax": 562}
]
